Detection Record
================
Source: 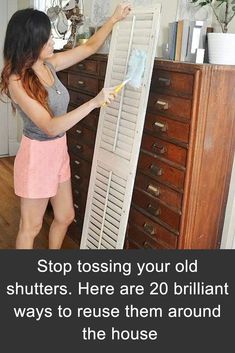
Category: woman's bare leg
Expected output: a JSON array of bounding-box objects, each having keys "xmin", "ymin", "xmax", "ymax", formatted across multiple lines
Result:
[
  {"xmin": 16, "ymin": 197, "xmax": 49, "ymax": 249},
  {"xmin": 49, "ymin": 179, "xmax": 75, "ymax": 249}
]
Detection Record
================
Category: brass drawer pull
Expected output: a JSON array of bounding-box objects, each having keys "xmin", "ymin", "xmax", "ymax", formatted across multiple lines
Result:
[
  {"xmin": 74, "ymin": 160, "xmax": 80, "ymax": 165},
  {"xmin": 143, "ymin": 222, "xmax": 155, "ymax": 236},
  {"xmin": 147, "ymin": 184, "xmax": 160, "ymax": 197},
  {"xmin": 150, "ymin": 164, "xmax": 163, "ymax": 176},
  {"xmin": 147, "ymin": 203, "xmax": 161, "ymax": 217},
  {"xmin": 152, "ymin": 143, "xmax": 166, "ymax": 155},
  {"xmin": 154, "ymin": 121, "xmax": 167, "ymax": 132},
  {"xmin": 143, "ymin": 241, "xmax": 152, "ymax": 249},
  {"xmin": 74, "ymin": 203, "xmax": 79, "ymax": 209},
  {"xmin": 158, "ymin": 77, "xmax": 171, "ymax": 86},
  {"xmin": 155, "ymin": 100, "xmax": 169, "ymax": 110},
  {"xmin": 73, "ymin": 219, "xmax": 77, "ymax": 224},
  {"xmin": 74, "ymin": 174, "xmax": 81, "ymax": 180},
  {"xmin": 76, "ymin": 144, "xmax": 83, "ymax": 152},
  {"xmin": 78, "ymin": 80, "xmax": 85, "ymax": 86},
  {"xmin": 78, "ymin": 63, "xmax": 85, "ymax": 69},
  {"xmin": 76, "ymin": 129, "xmax": 82, "ymax": 135}
]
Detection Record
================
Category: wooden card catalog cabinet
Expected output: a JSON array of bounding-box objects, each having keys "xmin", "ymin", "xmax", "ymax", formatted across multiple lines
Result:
[{"xmin": 57, "ymin": 55, "xmax": 235, "ymax": 249}]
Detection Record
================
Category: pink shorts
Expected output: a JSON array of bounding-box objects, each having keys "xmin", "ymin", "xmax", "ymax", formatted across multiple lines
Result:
[{"xmin": 14, "ymin": 134, "xmax": 71, "ymax": 199}]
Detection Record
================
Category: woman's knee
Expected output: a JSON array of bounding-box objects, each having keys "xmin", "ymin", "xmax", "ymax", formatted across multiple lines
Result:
[
  {"xmin": 54, "ymin": 208, "xmax": 75, "ymax": 227},
  {"xmin": 19, "ymin": 219, "xmax": 43, "ymax": 237}
]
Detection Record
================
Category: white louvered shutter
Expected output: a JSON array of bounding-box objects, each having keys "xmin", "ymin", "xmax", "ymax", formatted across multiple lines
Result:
[{"xmin": 80, "ymin": 5, "xmax": 162, "ymax": 249}]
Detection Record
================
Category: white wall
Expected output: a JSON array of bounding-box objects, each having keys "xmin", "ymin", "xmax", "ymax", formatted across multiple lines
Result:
[
  {"xmin": 18, "ymin": 1, "xmax": 235, "ymax": 54},
  {"xmin": 18, "ymin": 0, "xmax": 30, "ymax": 9},
  {"xmin": 221, "ymin": 158, "xmax": 235, "ymax": 249},
  {"xmin": 83, "ymin": 0, "xmax": 178, "ymax": 56},
  {"xmin": 18, "ymin": 0, "xmax": 178, "ymax": 56}
]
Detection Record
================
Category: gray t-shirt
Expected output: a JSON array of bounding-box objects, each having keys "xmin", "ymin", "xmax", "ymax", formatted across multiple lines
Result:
[{"xmin": 14, "ymin": 61, "xmax": 70, "ymax": 141}]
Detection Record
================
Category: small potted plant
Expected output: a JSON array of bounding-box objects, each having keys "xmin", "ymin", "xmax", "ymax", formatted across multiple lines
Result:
[{"xmin": 191, "ymin": 0, "xmax": 235, "ymax": 64}]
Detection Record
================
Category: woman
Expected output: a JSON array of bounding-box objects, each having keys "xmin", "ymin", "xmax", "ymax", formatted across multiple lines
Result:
[{"xmin": 0, "ymin": 3, "xmax": 131, "ymax": 249}]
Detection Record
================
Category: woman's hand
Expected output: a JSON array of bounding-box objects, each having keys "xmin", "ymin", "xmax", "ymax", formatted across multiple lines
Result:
[
  {"xmin": 92, "ymin": 87, "xmax": 117, "ymax": 108},
  {"xmin": 111, "ymin": 2, "xmax": 132, "ymax": 24}
]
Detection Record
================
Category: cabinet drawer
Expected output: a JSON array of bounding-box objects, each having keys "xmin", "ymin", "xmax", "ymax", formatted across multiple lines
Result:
[
  {"xmin": 141, "ymin": 134, "xmax": 187, "ymax": 167},
  {"xmin": 145, "ymin": 113, "xmax": 190, "ymax": 144},
  {"xmin": 73, "ymin": 199, "xmax": 85, "ymax": 218},
  {"xmin": 57, "ymin": 71, "xmax": 68, "ymax": 86},
  {"xmin": 82, "ymin": 113, "xmax": 99, "ymax": 130},
  {"xmin": 68, "ymin": 123, "xmax": 96, "ymax": 144},
  {"xmin": 138, "ymin": 151, "xmax": 185, "ymax": 191},
  {"xmin": 132, "ymin": 188, "xmax": 181, "ymax": 231},
  {"xmin": 72, "ymin": 187, "xmax": 88, "ymax": 206},
  {"xmin": 148, "ymin": 92, "xmax": 192, "ymax": 120},
  {"xmin": 99, "ymin": 61, "xmax": 107, "ymax": 77},
  {"xmin": 99, "ymin": 79, "xmax": 105, "ymax": 91},
  {"xmin": 71, "ymin": 158, "xmax": 91, "ymax": 190},
  {"xmin": 71, "ymin": 171, "xmax": 90, "ymax": 191},
  {"xmin": 68, "ymin": 218, "xmax": 83, "ymax": 243},
  {"xmin": 129, "ymin": 208, "xmax": 178, "ymax": 248},
  {"xmin": 71, "ymin": 59, "xmax": 98, "ymax": 75},
  {"xmin": 69, "ymin": 91, "xmax": 93, "ymax": 106},
  {"xmin": 134, "ymin": 173, "xmax": 182, "ymax": 210},
  {"xmin": 127, "ymin": 224, "xmax": 175, "ymax": 249},
  {"xmin": 69, "ymin": 140, "xmax": 95, "ymax": 162},
  {"xmin": 151, "ymin": 69, "xmax": 194, "ymax": 96},
  {"xmin": 68, "ymin": 73, "xmax": 98, "ymax": 94}
]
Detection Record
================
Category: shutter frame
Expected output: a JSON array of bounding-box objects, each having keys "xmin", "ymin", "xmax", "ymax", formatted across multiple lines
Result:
[{"xmin": 80, "ymin": 5, "xmax": 162, "ymax": 249}]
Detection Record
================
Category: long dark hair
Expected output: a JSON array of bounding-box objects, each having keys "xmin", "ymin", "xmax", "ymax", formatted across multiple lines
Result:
[{"xmin": 0, "ymin": 8, "xmax": 52, "ymax": 114}]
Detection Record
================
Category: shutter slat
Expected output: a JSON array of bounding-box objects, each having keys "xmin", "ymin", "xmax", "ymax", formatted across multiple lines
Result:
[
  {"xmin": 133, "ymin": 37, "xmax": 150, "ymax": 45},
  {"xmin": 93, "ymin": 187, "xmax": 106, "ymax": 200},
  {"xmin": 103, "ymin": 227, "xmax": 118, "ymax": 241},
  {"xmin": 87, "ymin": 230, "xmax": 99, "ymax": 243},
  {"xmin": 102, "ymin": 134, "xmax": 115, "ymax": 145},
  {"xmin": 90, "ymin": 218, "xmax": 102, "ymax": 230},
  {"xmin": 112, "ymin": 174, "xmax": 127, "ymax": 187},
  {"xmin": 93, "ymin": 198, "xmax": 105, "ymax": 212},
  {"xmin": 121, "ymin": 111, "xmax": 138, "ymax": 123},
  {"xmin": 107, "ymin": 200, "xmax": 123, "ymax": 214},
  {"xmin": 108, "ymin": 194, "xmax": 123, "ymax": 208},
  {"xmin": 103, "ymin": 127, "xmax": 116, "ymax": 138},
  {"xmin": 105, "ymin": 213, "xmax": 120, "ymax": 228},
  {"xmin": 101, "ymin": 237, "xmax": 116, "ymax": 249},
  {"xmin": 105, "ymin": 106, "xmax": 118, "ymax": 117},
  {"xmin": 116, "ymin": 140, "xmax": 132, "ymax": 153},
  {"xmin": 109, "ymin": 187, "xmax": 125, "ymax": 202},
  {"xmin": 104, "ymin": 220, "xmax": 119, "ymax": 235},
  {"xmin": 119, "ymin": 118, "xmax": 136, "ymax": 130},
  {"xmin": 117, "ymin": 133, "xmax": 133, "ymax": 146},
  {"xmin": 103, "ymin": 120, "xmax": 116, "ymax": 131},
  {"xmin": 100, "ymin": 141, "xmax": 113, "ymax": 152},
  {"xmin": 91, "ymin": 204, "xmax": 104, "ymax": 218},
  {"xmin": 123, "ymin": 97, "xmax": 140, "ymax": 108},
  {"xmin": 115, "ymin": 148, "xmax": 131, "ymax": 160},
  {"xmin": 90, "ymin": 211, "xmax": 103, "ymax": 225},
  {"xmin": 89, "ymin": 222, "xmax": 101, "ymax": 236},
  {"xmin": 107, "ymin": 207, "xmax": 122, "ymax": 222},
  {"xmin": 118, "ymin": 125, "xmax": 135, "ymax": 138},
  {"xmin": 105, "ymin": 113, "xmax": 118, "ymax": 123},
  {"xmin": 110, "ymin": 181, "xmax": 126, "ymax": 195},
  {"xmin": 86, "ymin": 241, "xmax": 96, "ymax": 249},
  {"xmin": 122, "ymin": 104, "xmax": 139, "ymax": 116}
]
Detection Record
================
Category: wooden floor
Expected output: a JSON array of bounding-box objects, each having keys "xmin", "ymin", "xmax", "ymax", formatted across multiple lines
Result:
[{"xmin": 0, "ymin": 157, "xmax": 79, "ymax": 249}]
